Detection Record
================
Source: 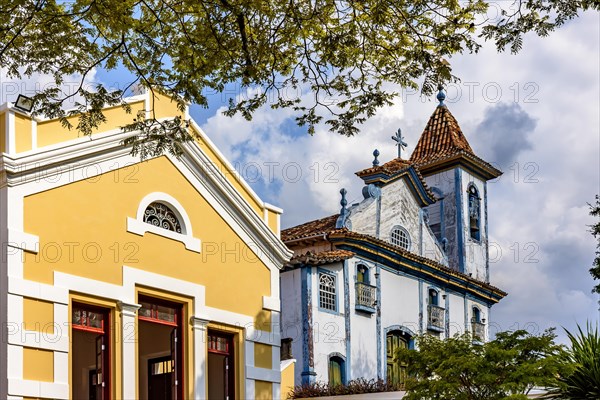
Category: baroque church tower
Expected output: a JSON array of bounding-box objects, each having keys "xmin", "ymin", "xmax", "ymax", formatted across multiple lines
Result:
[{"xmin": 410, "ymin": 87, "xmax": 502, "ymax": 282}]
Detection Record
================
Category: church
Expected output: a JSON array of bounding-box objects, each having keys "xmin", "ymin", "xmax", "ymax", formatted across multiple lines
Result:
[
  {"xmin": 0, "ymin": 92, "xmax": 295, "ymax": 399},
  {"xmin": 279, "ymin": 87, "xmax": 507, "ymax": 387}
]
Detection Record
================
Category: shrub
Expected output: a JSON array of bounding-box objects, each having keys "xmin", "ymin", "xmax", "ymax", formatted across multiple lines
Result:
[{"xmin": 289, "ymin": 378, "xmax": 401, "ymax": 398}]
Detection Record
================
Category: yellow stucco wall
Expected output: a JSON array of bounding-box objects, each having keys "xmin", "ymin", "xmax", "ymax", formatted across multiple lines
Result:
[
  {"xmin": 23, "ymin": 297, "xmax": 54, "ymax": 334},
  {"xmin": 150, "ymin": 92, "xmax": 182, "ymax": 120},
  {"xmin": 280, "ymin": 360, "xmax": 296, "ymax": 400},
  {"xmin": 268, "ymin": 210, "xmax": 279, "ymax": 234},
  {"xmin": 15, "ymin": 113, "xmax": 32, "ymax": 153},
  {"xmin": 23, "ymin": 156, "xmax": 271, "ymax": 326},
  {"xmin": 255, "ymin": 380, "xmax": 273, "ymax": 400},
  {"xmin": 254, "ymin": 343, "xmax": 273, "ymax": 370},
  {"xmin": 36, "ymin": 101, "xmax": 146, "ymax": 148},
  {"xmin": 23, "ymin": 348, "xmax": 54, "ymax": 382}
]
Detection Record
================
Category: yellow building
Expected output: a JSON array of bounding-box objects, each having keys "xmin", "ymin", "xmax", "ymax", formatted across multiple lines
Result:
[{"xmin": 0, "ymin": 93, "xmax": 294, "ymax": 399}]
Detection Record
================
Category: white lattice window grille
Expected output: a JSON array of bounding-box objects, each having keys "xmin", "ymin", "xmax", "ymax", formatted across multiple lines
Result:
[
  {"xmin": 390, "ymin": 226, "xmax": 411, "ymax": 251},
  {"xmin": 144, "ymin": 202, "xmax": 183, "ymax": 233},
  {"xmin": 319, "ymin": 272, "xmax": 337, "ymax": 311}
]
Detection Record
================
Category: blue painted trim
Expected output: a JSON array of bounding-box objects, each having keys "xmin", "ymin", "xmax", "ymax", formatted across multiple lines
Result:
[
  {"xmin": 445, "ymin": 293, "xmax": 450, "ymax": 339},
  {"xmin": 416, "ymin": 158, "xmax": 500, "ymax": 182},
  {"xmin": 301, "ymin": 265, "xmax": 315, "ymax": 384},
  {"xmin": 464, "ymin": 295, "xmax": 469, "ymax": 334},
  {"xmin": 418, "ymin": 280, "xmax": 424, "ymax": 334},
  {"xmin": 455, "ymin": 168, "xmax": 465, "ymax": 273},
  {"xmin": 343, "ymin": 259, "xmax": 351, "ymax": 382},
  {"xmin": 376, "ymin": 264, "xmax": 382, "ymax": 380},
  {"xmin": 331, "ymin": 239, "xmax": 504, "ymax": 303},
  {"xmin": 359, "ymin": 168, "xmax": 435, "ymax": 206},
  {"xmin": 375, "ymin": 193, "xmax": 382, "ymax": 239},
  {"xmin": 419, "ymin": 210, "xmax": 424, "ymax": 256},
  {"xmin": 316, "ymin": 267, "xmax": 341, "ymax": 314},
  {"xmin": 484, "ymin": 181, "xmax": 490, "ymax": 283}
]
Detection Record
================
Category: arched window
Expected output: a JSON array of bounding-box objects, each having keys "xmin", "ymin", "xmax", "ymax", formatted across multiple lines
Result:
[
  {"xmin": 357, "ymin": 264, "xmax": 369, "ymax": 284},
  {"xmin": 127, "ymin": 193, "xmax": 201, "ymax": 252},
  {"xmin": 472, "ymin": 306, "xmax": 481, "ymax": 323},
  {"xmin": 428, "ymin": 288, "xmax": 439, "ymax": 306},
  {"xmin": 471, "ymin": 306, "xmax": 485, "ymax": 341},
  {"xmin": 143, "ymin": 202, "xmax": 183, "ymax": 233},
  {"xmin": 328, "ymin": 355, "xmax": 346, "ymax": 386},
  {"xmin": 390, "ymin": 226, "xmax": 411, "ymax": 251},
  {"xmin": 468, "ymin": 184, "xmax": 481, "ymax": 241}
]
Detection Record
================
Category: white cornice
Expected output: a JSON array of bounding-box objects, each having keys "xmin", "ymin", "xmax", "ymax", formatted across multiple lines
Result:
[{"xmin": 0, "ymin": 128, "xmax": 293, "ymax": 268}]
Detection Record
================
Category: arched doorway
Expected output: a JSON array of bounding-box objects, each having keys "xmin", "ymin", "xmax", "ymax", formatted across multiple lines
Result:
[{"xmin": 386, "ymin": 330, "xmax": 412, "ymax": 386}]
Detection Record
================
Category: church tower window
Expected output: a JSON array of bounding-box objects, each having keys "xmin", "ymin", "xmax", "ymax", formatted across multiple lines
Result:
[
  {"xmin": 319, "ymin": 272, "xmax": 337, "ymax": 312},
  {"xmin": 468, "ymin": 185, "xmax": 481, "ymax": 241},
  {"xmin": 143, "ymin": 202, "xmax": 183, "ymax": 234},
  {"xmin": 390, "ymin": 226, "xmax": 411, "ymax": 251}
]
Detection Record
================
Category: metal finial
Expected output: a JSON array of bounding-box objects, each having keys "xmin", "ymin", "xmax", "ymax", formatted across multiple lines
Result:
[
  {"xmin": 336, "ymin": 188, "xmax": 350, "ymax": 229},
  {"xmin": 391, "ymin": 128, "xmax": 408, "ymax": 158},
  {"xmin": 372, "ymin": 149, "xmax": 380, "ymax": 166},
  {"xmin": 437, "ymin": 84, "xmax": 446, "ymax": 107},
  {"xmin": 340, "ymin": 188, "xmax": 348, "ymax": 209}
]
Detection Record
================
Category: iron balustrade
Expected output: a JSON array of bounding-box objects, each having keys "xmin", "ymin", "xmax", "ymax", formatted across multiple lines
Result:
[
  {"xmin": 472, "ymin": 321, "xmax": 486, "ymax": 341},
  {"xmin": 427, "ymin": 304, "xmax": 445, "ymax": 331},
  {"xmin": 355, "ymin": 282, "xmax": 376, "ymax": 312}
]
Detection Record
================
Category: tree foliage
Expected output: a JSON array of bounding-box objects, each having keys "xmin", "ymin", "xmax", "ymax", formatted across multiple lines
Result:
[
  {"xmin": 590, "ymin": 195, "xmax": 600, "ymax": 294},
  {"xmin": 547, "ymin": 323, "xmax": 600, "ymax": 399},
  {"xmin": 396, "ymin": 329, "xmax": 566, "ymax": 399},
  {"xmin": 1, "ymin": 0, "xmax": 597, "ymax": 155}
]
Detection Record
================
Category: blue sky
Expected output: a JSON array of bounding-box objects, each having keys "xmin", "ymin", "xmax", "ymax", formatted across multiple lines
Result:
[{"xmin": 2, "ymin": 10, "xmax": 598, "ymax": 343}]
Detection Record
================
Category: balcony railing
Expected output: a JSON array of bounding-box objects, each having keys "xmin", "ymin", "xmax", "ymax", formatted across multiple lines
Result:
[
  {"xmin": 472, "ymin": 321, "xmax": 485, "ymax": 341},
  {"xmin": 427, "ymin": 305, "xmax": 445, "ymax": 332},
  {"xmin": 355, "ymin": 282, "xmax": 376, "ymax": 313}
]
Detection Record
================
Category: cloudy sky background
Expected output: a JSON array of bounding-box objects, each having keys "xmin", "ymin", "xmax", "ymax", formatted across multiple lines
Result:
[
  {"xmin": 1, "ymin": 10, "xmax": 598, "ymax": 342},
  {"xmin": 195, "ymin": 11, "xmax": 600, "ymax": 342}
]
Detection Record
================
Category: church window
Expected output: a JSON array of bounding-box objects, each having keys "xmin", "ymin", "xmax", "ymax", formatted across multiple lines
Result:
[
  {"xmin": 390, "ymin": 226, "xmax": 411, "ymax": 251},
  {"xmin": 328, "ymin": 355, "xmax": 346, "ymax": 386},
  {"xmin": 357, "ymin": 264, "xmax": 369, "ymax": 284},
  {"xmin": 468, "ymin": 185, "xmax": 481, "ymax": 241},
  {"xmin": 143, "ymin": 202, "xmax": 183, "ymax": 233},
  {"xmin": 425, "ymin": 187, "xmax": 444, "ymax": 243},
  {"xmin": 319, "ymin": 272, "xmax": 337, "ymax": 312},
  {"xmin": 428, "ymin": 288, "xmax": 439, "ymax": 306}
]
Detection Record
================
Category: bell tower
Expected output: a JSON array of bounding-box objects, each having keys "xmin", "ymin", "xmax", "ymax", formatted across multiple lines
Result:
[{"xmin": 409, "ymin": 86, "xmax": 502, "ymax": 282}]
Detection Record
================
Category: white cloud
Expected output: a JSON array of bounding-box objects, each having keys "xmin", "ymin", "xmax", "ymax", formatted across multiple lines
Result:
[{"xmin": 199, "ymin": 11, "xmax": 600, "ymax": 342}]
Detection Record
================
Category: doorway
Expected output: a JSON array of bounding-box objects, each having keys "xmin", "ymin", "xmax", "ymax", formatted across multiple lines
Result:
[
  {"xmin": 71, "ymin": 303, "xmax": 110, "ymax": 400},
  {"xmin": 138, "ymin": 296, "xmax": 183, "ymax": 400},
  {"xmin": 207, "ymin": 330, "xmax": 235, "ymax": 400},
  {"xmin": 386, "ymin": 330, "xmax": 410, "ymax": 386}
]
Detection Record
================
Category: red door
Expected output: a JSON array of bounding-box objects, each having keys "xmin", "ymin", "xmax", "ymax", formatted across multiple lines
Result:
[{"xmin": 208, "ymin": 331, "xmax": 235, "ymax": 400}]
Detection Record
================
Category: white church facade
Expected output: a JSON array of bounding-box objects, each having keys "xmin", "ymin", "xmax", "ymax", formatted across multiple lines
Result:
[{"xmin": 279, "ymin": 88, "xmax": 507, "ymax": 387}]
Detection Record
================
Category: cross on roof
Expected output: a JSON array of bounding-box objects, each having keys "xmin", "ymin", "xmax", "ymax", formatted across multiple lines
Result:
[{"xmin": 391, "ymin": 128, "xmax": 407, "ymax": 158}]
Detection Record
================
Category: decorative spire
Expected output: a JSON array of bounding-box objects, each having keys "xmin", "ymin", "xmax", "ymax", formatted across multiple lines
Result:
[
  {"xmin": 335, "ymin": 188, "xmax": 349, "ymax": 229},
  {"xmin": 437, "ymin": 84, "xmax": 446, "ymax": 107},
  {"xmin": 339, "ymin": 188, "xmax": 348, "ymax": 211},
  {"xmin": 372, "ymin": 149, "xmax": 380, "ymax": 166},
  {"xmin": 391, "ymin": 128, "xmax": 408, "ymax": 158}
]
